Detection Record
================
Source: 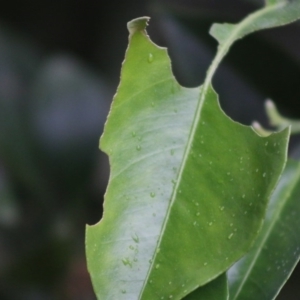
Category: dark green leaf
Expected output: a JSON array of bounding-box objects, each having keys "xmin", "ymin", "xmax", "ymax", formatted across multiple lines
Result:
[
  {"xmin": 184, "ymin": 273, "xmax": 228, "ymax": 300},
  {"xmin": 228, "ymin": 160, "xmax": 300, "ymax": 300}
]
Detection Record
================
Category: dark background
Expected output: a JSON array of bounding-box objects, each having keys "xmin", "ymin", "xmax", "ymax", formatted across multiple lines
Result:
[{"xmin": 0, "ymin": 0, "xmax": 300, "ymax": 299}]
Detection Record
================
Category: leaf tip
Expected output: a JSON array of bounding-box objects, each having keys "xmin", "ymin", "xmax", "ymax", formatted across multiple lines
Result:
[{"xmin": 127, "ymin": 16, "xmax": 150, "ymax": 36}]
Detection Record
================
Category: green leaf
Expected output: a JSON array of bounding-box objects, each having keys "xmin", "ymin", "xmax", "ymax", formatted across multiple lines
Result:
[
  {"xmin": 183, "ymin": 273, "xmax": 228, "ymax": 300},
  {"xmin": 86, "ymin": 3, "xmax": 300, "ymax": 299},
  {"xmin": 228, "ymin": 160, "xmax": 300, "ymax": 300}
]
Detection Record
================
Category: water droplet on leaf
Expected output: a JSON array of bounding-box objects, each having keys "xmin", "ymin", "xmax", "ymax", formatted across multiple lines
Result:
[
  {"xmin": 122, "ymin": 258, "xmax": 132, "ymax": 267},
  {"xmin": 148, "ymin": 53, "xmax": 154, "ymax": 63},
  {"xmin": 228, "ymin": 233, "xmax": 234, "ymax": 239},
  {"xmin": 132, "ymin": 234, "xmax": 139, "ymax": 243}
]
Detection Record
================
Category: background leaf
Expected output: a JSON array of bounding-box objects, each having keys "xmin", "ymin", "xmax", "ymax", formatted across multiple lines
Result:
[
  {"xmin": 183, "ymin": 273, "xmax": 228, "ymax": 300},
  {"xmin": 228, "ymin": 160, "xmax": 300, "ymax": 300}
]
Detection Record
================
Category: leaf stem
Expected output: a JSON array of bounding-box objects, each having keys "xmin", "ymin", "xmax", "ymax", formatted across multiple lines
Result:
[{"xmin": 203, "ymin": 3, "xmax": 284, "ymax": 96}]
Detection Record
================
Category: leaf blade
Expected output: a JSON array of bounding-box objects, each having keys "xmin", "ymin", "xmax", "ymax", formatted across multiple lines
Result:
[
  {"xmin": 85, "ymin": 2, "xmax": 300, "ymax": 298},
  {"xmin": 228, "ymin": 160, "xmax": 300, "ymax": 300}
]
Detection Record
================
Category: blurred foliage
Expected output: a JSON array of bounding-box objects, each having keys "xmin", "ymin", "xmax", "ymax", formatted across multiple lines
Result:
[{"xmin": 0, "ymin": 0, "xmax": 300, "ymax": 299}]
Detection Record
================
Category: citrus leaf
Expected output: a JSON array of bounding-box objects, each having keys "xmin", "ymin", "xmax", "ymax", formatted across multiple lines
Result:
[
  {"xmin": 86, "ymin": 3, "xmax": 300, "ymax": 299},
  {"xmin": 228, "ymin": 160, "xmax": 300, "ymax": 300}
]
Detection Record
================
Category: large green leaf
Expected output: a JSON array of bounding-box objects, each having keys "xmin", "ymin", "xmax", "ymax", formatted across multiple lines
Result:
[
  {"xmin": 86, "ymin": 2, "xmax": 300, "ymax": 299},
  {"xmin": 228, "ymin": 160, "xmax": 300, "ymax": 300}
]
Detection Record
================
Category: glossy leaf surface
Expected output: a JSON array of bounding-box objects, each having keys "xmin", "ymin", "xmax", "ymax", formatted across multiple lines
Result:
[
  {"xmin": 86, "ymin": 2, "xmax": 300, "ymax": 299},
  {"xmin": 228, "ymin": 160, "xmax": 300, "ymax": 300}
]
